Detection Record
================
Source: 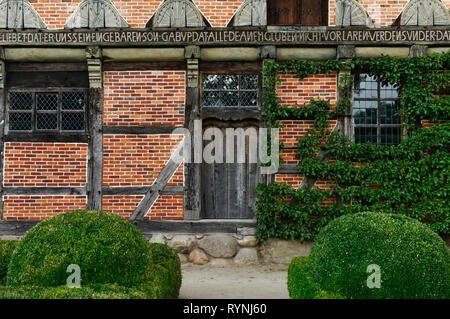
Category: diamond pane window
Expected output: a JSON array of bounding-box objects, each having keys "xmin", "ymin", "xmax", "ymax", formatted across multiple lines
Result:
[
  {"xmin": 353, "ymin": 74, "xmax": 402, "ymax": 146},
  {"xmin": 9, "ymin": 113, "xmax": 32, "ymax": 131},
  {"xmin": 37, "ymin": 94, "xmax": 58, "ymax": 110},
  {"xmin": 202, "ymin": 74, "xmax": 259, "ymax": 108},
  {"xmin": 10, "ymin": 92, "xmax": 32, "ymax": 110},
  {"xmin": 37, "ymin": 113, "xmax": 58, "ymax": 130},
  {"xmin": 7, "ymin": 90, "xmax": 86, "ymax": 133}
]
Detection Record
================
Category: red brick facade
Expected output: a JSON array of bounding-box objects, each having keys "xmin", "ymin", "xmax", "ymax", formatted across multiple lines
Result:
[
  {"xmin": 3, "ymin": 143, "xmax": 88, "ymax": 187},
  {"xmin": 2, "ymin": 196, "xmax": 87, "ymax": 220},
  {"xmin": 276, "ymin": 73, "xmax": 337, "ymax": 107},
  {"xmin": 0, "ymin": 1, "xmax": 448, "ymax": 222},
  {"xmin": 28, "ymin": 0, "xmax": 450, "ymax": 29},
  {"xmin": 103, "ymin": 71, "xmax": 185, "ymax": 127}
]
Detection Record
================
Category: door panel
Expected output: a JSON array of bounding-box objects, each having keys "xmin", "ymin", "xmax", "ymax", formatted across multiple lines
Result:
[
  {"xmin": 201, "ymin": 125, "xmax": 259, "ymax": 219},
  {"xmin": 267, "ymin": 0, "xmax": 298, "ymax": 25}
]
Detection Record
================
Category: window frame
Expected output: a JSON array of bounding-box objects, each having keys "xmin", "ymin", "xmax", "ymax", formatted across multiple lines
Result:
[
  {"xmin": 5, "ymin": 88, "xmax": 88, "ymax": 135},
  {"xmin": 200, "ymin": 72, "xmax": 262, "ymax": 111},
  {"xmin": 352, "ymin": 73, "xmax": 404, "ymax": 146}
]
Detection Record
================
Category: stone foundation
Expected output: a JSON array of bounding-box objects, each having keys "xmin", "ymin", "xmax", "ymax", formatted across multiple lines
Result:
[{"xmin": 149, "ymin": 233, "xmax": 312, "ymax": 266}]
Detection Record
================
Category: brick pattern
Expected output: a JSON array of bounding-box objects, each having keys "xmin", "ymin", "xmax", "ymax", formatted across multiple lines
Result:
[
  {"xmin": 26, "ymin": 1, "xmax": 450, "ymax": 29},
  {"xmin": 103, "ymin": 134, "xmax": 184, "ymax": 187},
  {"xmin": 29, "ymin": 0, "xmax": 245, "ymax": 29},
  {"xmin": 3, "ymin": 143, "xmax": 88, "ymax": 187},
  {"xmin": 277, "ymin": 73, "xmax": 337, "ymax": 107},
  {"xmin": 147, "ymin": 195, "xmax": 184, "ymax": 220},
  {"xmin": 102, "ymin": 194, "xmax": 184, "ymax": 219},
  {"xmin": 103, "ymin": 71, "xmax": 185, "ymax": 127},
  {"xmin": 275, "ymin": 174, "xmax": 304, "ymax": 189},
  {"xmin": 2, "ymin": 195, "xmax": 86, "ymax": 220},
  {"xmin": 193, "ymin": 0, "xmax": 244, "ymax": 27},
  {"xmin": 102, "ymin": 195, "xmax": 142, "ymax": 218}
]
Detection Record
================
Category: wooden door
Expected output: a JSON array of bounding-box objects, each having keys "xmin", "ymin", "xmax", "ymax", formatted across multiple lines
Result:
[
  {"xmin": 267, "ymin": 0, "xmax": 328, "ymax": 26},
  {"xmin": 267, "ymin": 0, "xmax": 299, "ymax": 25},
  {"xmin": 201, "ymin": 124, "xmax": 259, "ymax": 219},
  {"xmin": 300, "ymin": 0, "xmax": 327, "ymax": 26}
]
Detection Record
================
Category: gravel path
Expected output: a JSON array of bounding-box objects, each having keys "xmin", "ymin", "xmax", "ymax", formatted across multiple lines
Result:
[{"xmin": 179, "ymin": 264, "xmax": 290, "ymax": 299}]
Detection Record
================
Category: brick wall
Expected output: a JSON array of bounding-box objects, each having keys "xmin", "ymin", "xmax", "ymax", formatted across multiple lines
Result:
[
  {"xmin": 102, "ymin": 194, "xmax": 184, "ymax": 220},
  {"xmin": 276, "ymin": 73, "xmax": 337, "ymax": 107},
  {"xmin": 29, "ymin": 0, "xmax": 245, "ymax": 29},
  {"xmin": 193, "ymin": 0, "xmax": 244, "ymax": 27},
  {"xmin": 103, "ymin": 71, "xmax": 185, "ymax": 127},
  {"xmin": 3, "ymin": 143, "xmax": 88, "ymax": 187},
  {"xmin": 29, "ymin": 0, "xmax": 450, "ymax": 29},
  {"xmin": 2, "ymin": 195, "xmax": 87, "ymax": 220},
  {"xmin": 275, "ymin": 174, "xmax": 304, "ymax": 189}
]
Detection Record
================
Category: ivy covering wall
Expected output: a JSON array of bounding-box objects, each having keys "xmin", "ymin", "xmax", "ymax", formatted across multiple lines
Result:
[{"xmin": 256, "ymin": 52, "xmax": 449, "ymax": 242}]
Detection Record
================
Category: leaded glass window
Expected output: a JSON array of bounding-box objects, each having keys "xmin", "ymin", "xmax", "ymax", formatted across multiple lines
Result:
[
  {"xmin": 7, "ymin": 90, "xmax": 87, "ymax": 133},
  {"xmin": 353, "ymin": 74, "xmax": 402, "ymax": 146},
  {"xmin": 202, "ymin": 74, "xmax": 259, "ymax": 108}
]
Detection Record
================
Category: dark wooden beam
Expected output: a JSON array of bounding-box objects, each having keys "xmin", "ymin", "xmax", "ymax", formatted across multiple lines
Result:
[
  {"xmin": 0, "ymin": 60, "xmax": 5, "ymax": 220},
  {"xmin": 3, "ymin": 187, "xmax": 86, "ymax": 196},
  {"xmin": 6, "ymin": 63, "xmax": 88, "ymax": 73},
  {"xmin": 86, "ymin": 87, "xmax": 103, "ymax": 210},
  {"xmin": 4, "ymin": 134, "xmax": 89, "ymax": 143},
  {"xmin": 102, "ymin": 186, "xmax": 183, "ymax": 196},
  {"xmin": 103, "ymin": 126, "xmax": 183, "ymax": 135},
  {"xmin": 200, "ymin": 61, "xmax": 261, "ymax": 72},
  {"xmin": 0, "ymin": 219, "xmax": 257, "ymax": 236},
  {"xmin": 0, "ymin": 221, "xmax": 39, "ymax": 236},
  {"xmin": 103, "ymin": 61, "xmax": 186, "ymax": 71},
  {"xmin": 134, "ymin": 219, "xmax": 257, "ymax": 235},
  {"xmin": 184, "ymin": 85, "xmax": 202, "ymax": 220}
]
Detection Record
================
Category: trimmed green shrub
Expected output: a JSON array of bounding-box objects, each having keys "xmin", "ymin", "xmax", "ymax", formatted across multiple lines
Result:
[
  {"xmin": 0, "ymin": 284, "xmax": 154, "ymax": 299},
  {"xmin": 0, "ymin": 241, "xmax": 19, "ymax": 285},
  {"xmin": 145, "ymin": 243, "xmax": 182, "ymax": 299},
  {"xmin": 288, "ymin": 257, "xmax": 344, "ymax": 299},
  {"xmin": 309, "ymin": 212, "xmax": 450, "ymax": 299},
  {"xmin": 7, "ymin": 210, "xmax": 152, "ymax": 288}
]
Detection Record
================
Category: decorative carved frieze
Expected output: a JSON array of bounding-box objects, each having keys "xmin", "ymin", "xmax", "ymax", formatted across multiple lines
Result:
[
  {"xmin": 400, "ymin": 0, "xmax": 450, "ymax": 26},
  {"xmin": 65, "ymin": 0, "xmax": 128, "ymax": 29},
  {"xmin": 0, "ymin": 0, "xmax": 46, "ymax": 29},
  {"xmin": 185, "ymin": 45, "xmax": 200, "ymax": 59},
  {"xmin": 232, "ymin": 0, "xmax": 267, "ymax": 27},
  {"xmin": 187, "ymin": 59, "xmax": 199, "ymax": 88},
  {"xmin": 149, "ymin": 0, "xmax": 206, "ymax": 28},
  {"xmin": 335, "ymin": 0, "xmax": 373, "ymax": 27},
  {"xmin": 86, "ymin": 47, "xmax": 102, "ymax": 88}
]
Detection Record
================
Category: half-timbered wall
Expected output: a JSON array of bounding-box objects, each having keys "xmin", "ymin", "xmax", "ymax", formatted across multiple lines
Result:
[{"xmin": 0, "ymin": 0, "xmax": 448, "ymax": 226}]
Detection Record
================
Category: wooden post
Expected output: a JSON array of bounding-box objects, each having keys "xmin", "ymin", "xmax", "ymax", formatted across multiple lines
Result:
[
  {"xmin": 184, "ymin": 45, "xmax": 201, "ymax": 220},
  {"xmin": 0, "ymin": 49, "xmax": 5, "ymax": 220},
  {"xmin": 86, "ymin": 46, "xmax": 103, "ymax": 211}
]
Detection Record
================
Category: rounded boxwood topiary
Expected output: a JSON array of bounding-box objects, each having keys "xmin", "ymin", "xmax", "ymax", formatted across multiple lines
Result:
[
  {"xmin": 6, "ymin": 210, "xmax": 152, "ymax": 288},
  {"xmin": 288, "ymin": 256, "xmax": 344, "ymax": 299},
  {"xmin": 309, "ymin": 212, "xmax": 450, "ymax": 299},
  {"xmin": 0, "ymin": 284, "xmax": 155, "ymax": 299},
  {"xmin": 0, "ymin": 241, "xmax": 19, "ymax": 285},
  {"xmin": 145, "ymin": 243, "xmax": 182, "ymax": 299}
]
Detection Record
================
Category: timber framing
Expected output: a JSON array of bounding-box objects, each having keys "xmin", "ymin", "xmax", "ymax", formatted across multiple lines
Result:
[
  {"xmin": 0, "ymin": 219, "xmax": 257, "ymax": 236},
  {"xmin": 129, "ymin": 142, "xmax": 184, "ymax": 222}
]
